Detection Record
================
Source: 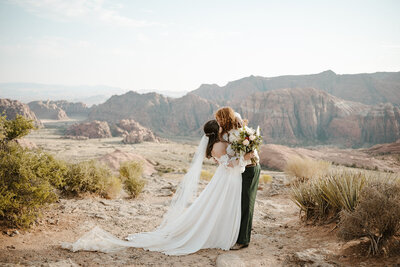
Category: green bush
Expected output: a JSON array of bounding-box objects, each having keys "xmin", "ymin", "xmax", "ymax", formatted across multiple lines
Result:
[
  {"xmin": 338, "ymin": 180, "xmax": 400, "ymax": 256},
  {"xmin": 62, "ymin": 160, "xmax": 119, "ymax": 198},
  {"xmin": 0, "ymin": 113, "xmax": 36, "ymax": 144},
  {"xmin": 0, "ymin": 114, "xmax": 65, "ymax": 228},
  {"xmin": 0, "ymin": 143, "xmax": 67, "ymax": 228},
  {"xmin": 119, "ymin": 161, "xmax": 145, "ymax": 198}
]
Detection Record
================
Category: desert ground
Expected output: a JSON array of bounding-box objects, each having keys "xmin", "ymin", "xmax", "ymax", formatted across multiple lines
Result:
[{"xmin": 1, "ymin": 119, "xmax": 399, "ymax": 267}]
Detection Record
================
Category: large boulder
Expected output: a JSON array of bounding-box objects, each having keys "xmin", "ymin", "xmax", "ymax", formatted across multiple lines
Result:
[
  {"xmin": 28, "ymin": 100, "xmax": 68, "ymax": 120},
  {"xmin": 65, "ymin": 120, "xmax": 112, "ymax": 138},
  {"xmin": 0, "ymin": 98, "xmax": 43, "ymax": 127},
  {"xmin": 117, "ymin": 119, "xmax": 159, "ymax": 144}
]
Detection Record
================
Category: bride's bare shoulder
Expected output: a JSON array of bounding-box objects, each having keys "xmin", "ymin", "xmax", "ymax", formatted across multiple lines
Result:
[{"xmin": 211, "ymin": 141, "xmax": 228, "ymax": 158}]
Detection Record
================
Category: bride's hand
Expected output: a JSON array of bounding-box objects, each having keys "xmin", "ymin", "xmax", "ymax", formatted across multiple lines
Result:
[{"xmin": 244, "ymin": 151, "xmax": 255, "ymax": 161}]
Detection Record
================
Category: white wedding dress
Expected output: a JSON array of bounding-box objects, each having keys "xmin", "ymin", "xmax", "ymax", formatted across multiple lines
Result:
[{"xmin": 60, "ymin": 135, "xmax": 245, "ymax": 255}]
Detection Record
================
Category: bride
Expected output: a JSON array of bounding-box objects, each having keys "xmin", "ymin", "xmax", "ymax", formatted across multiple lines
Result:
[{"xmin": 61, "ymin": 120, "xmax": 254, "ymax": 255}]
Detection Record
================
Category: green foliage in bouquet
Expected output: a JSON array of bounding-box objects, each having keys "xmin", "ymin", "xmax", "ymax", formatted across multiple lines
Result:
[{"xmin": 230, "ymin": 126, "xmax": 262, "ymax": 164}]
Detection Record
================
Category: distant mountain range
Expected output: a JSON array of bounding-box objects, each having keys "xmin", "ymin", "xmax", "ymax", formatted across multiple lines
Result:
[
  {"xmin": 190, "ymin": 70, "xmax": 400, "ymax": 106},
  {"xmin": 0, "ymin": 83, "xmax": 187, "ymax": 106},
  {"xmin": 1, "ymin": 70, "xmax": 400, "ymax": 147}
]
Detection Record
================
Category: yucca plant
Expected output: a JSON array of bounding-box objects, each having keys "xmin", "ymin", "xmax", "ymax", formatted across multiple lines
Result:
[{"xmin": 319, "ymin": 170, "xmax": 366, "ymax": 213}]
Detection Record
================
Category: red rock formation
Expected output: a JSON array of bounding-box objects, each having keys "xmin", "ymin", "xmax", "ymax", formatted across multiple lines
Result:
[
  {"xmin": 65, "ymin": 120, "xmax": 112, "ymax": 138},
  {"xmin": 28, "ymin": 100, "xmax": 68, "ymax": 120},
  {"xmin": 49, "ymin": 100, "xmax": 89, "ymax": 116},
  {"xmin": 190, "ymin": 70, "xmax": 400, "ymax": 106},
  {"xmin": 362, "ymin": 139, "xmax": 400, "ymax": 155},
  {"xmin": 259, "ymin": 144, "xmax": 399, "ymax": 173},
  {"xmin": 118, "ymin": 119, "xmax": 158, "ymax": 144},
  {"xmin": 236, "ymin": 87, "xmax": 400, "ymax": 147},
  {"xmin": 0, "ymin": 98, "xmax": 43, "ymax": 127},
  {"xmin": 88, "ymin": 91, "xmax": 219, "ymax": 136}
]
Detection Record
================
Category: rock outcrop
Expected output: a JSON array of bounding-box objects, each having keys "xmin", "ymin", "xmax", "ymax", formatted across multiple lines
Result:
[
  {"xmin": 190, "ymin": 70, "xmax": 400, "ymax": 106},
  {"xmin": 28, "ymin": 100, "xmax": 68, "ymax": 120},
  {"xmin": 117, "ymin": 119, "xmax": 158, "ymax": 144},
  {"xmin": 236, "ymin": 87, "xmax": 400, "ymax": 147},
  {"xmin": 0, "ymin": 98, "xmax": 43, "ymax": 127},
  {"xmin": 49, "ymin": 100, "xmax": 89, "ymax": 116},
  {"xmin": 362, "ymin": 139, "xmax": 400, "ymax": 155},
  {"xmin": 65, "ymin": 120, "xmax": 112, "ymax": 138},
  {"xmin": 258, "ymin": 143, "xmax": 399, "ymax": 173},
  {"xmin": 89, "ymin": 91, "xmax": 219, "ymax": 136},
  {"xmin": 86, "ymin": 87, "xmax": 400, "ymax": 147}
]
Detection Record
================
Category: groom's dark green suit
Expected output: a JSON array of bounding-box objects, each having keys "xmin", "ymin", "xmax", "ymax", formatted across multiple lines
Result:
[{"xmin": 237, "ymin": 163, "xmax": 261, "ymax": 245}]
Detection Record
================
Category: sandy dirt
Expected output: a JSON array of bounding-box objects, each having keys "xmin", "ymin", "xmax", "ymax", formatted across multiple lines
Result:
[{"xmin": 1, "ymin": 120, "xmax": 400, "ymax": 266}]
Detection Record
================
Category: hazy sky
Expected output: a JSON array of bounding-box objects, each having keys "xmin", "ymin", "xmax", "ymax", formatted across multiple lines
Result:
[{"xmin": 0, "ymin": 0, "xmax": 399, "ymax": 93}]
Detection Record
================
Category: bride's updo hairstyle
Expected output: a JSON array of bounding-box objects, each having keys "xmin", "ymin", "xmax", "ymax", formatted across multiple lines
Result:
[
  {"xmin": 203, "ymin": 120, "xmax": 220, "ymax": 159},
  {"xmin": 215, "ymin": 107, "xmax": 243, "ymax": 140}
]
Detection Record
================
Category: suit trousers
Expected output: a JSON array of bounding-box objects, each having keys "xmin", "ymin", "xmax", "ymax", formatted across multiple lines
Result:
[{"xmin": 237, "ymin": 163, "xmax": 261, "ymax": 245}]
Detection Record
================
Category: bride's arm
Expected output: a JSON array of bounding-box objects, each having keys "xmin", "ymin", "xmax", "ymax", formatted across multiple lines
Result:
[{"xmin": 212, "ymin": 142, "xmax": 251, "ymax": 168}]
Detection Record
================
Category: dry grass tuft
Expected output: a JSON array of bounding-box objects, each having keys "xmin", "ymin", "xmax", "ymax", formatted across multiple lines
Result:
[{"xmin": 284, "ymin": 155, "xmax": 331, "ymax": 182}]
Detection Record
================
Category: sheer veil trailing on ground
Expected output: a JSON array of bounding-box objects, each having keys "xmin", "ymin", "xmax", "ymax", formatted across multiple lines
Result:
[{"xmin": 60, "ymin": 135, "xmax": 210, "ymax": 254}]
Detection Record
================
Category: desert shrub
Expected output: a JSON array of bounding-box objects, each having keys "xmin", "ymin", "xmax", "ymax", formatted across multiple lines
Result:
[
  {"xmin": 338, "ymin": 180, "xmax": 400, "ymax": 255},
  {"xmin": 284, "ymin": 155, "xmax": 331, "ymax": 183},
  {"xmin": 0, "ymin": 143, "xmax": 68, "ymax": 228},
  {"xmin": 104, "ymin": 176, "xmax": 122, "ymax": 199},
  {"xmin": 0, "ymin": 114, "xmax": 67, "ymax": 228},
  {"xmin": 119, "ymin": 161, "xmax": 145, "ymax": 198},
  {"xmin": 0, "ymin": 113, "xmax": 36, "ymax": 144},
  {"xmin": 290, "ymin": 169, "xmax": 367, "ymax": 223},
  {"xmin": 63, "ymin": 160, "xmax": 118, "ymax": 198},
  {"xmin": 259, "ymin": 174, "xmax": 272, "ymax": 183},
  {"xmin": 200, "ymin": 170, "xmax": 214, "ymax": 181}
]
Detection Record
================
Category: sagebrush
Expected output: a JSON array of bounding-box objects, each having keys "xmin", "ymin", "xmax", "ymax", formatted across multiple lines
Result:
[{"xmin": 119, "ymin": 161, "xmax": 145, "ymax": 198}]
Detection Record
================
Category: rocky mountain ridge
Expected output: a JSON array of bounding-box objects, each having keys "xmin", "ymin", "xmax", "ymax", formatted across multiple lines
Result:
[{"xmin": 190, "ymin": 70, "xmax": 400, "ymax": 106}]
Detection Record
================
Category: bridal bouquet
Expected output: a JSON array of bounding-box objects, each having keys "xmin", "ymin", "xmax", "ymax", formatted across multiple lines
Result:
[{"xmin": 228, "ymin": 126, "xmax": 262, "ymax": 164}]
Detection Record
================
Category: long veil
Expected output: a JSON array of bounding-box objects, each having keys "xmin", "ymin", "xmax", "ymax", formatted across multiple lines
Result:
[
  {"xmin": 157, "ymin": 134, "xmax": 208, "ymax": 228},
  {"xmin": 60, "ymin": 135, "xmax": 209, "ymax": 253}
]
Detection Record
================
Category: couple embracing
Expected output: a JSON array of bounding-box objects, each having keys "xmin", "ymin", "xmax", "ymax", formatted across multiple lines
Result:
[{"xmin": 61, "ymin": 107, "xmax": 261, "ymax": 255}]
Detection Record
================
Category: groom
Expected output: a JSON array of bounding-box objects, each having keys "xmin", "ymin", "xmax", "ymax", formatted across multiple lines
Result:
[
  {"xmin": 232, "ymin": 115, "xmax": 260, "ymax": 250},
  {"xmin": 215, "ymin": 108, "xmax": 261, "ymax": 250}
]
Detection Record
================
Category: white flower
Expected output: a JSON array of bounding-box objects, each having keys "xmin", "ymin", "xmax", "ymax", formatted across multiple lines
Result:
[
  {"xmin": 226, "ymin": 144, "xmax": 235, "ymax": 156},
  {"xmin": 242, "ymin": 139, "xmax": 250, "ymax": 146},
  {"xmin": 245, "ymin": 126, "xmax": 255, "ymax": 135},
  {"xmin": 249, "ymin": 135, "xmax": 256, "ymax": 141},
  {"xmin": 229, "ymin": 134, "xmax": 238, "ymax": 143}
]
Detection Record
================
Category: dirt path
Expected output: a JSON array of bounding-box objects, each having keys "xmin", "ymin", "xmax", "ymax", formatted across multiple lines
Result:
[{"xmin": 1, "ymin": 171, "xmax": 399, "ymax": 266}]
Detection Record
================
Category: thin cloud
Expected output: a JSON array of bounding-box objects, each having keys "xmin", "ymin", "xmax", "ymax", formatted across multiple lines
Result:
[{"xmin": 11, "ymin": 0, "xmax": 156, "ymax": 27}]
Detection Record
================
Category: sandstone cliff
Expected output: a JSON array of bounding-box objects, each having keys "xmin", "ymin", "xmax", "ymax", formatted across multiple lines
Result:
[
  {"xmin": 0, "ymin": 98, "xmax": 43, "ymax": 127},
  {"xmin": 88, "ymin": 91, "xmax": 219, "ymax": 136},
  {"xmin": 190, "ymin": 70, "xmax": 400, "ymax": 106},
  {"xmin": 235, "ymin": 87, "xmax": 400, "ymax": 147},
  {"xmin": 49, "ymin": 100, "xmax": 89, "ymax": 116},
  {"xmin": 28, "ymin": 100, "xmax": 69, "ymax": 120}
]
